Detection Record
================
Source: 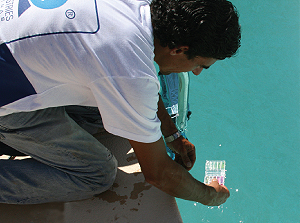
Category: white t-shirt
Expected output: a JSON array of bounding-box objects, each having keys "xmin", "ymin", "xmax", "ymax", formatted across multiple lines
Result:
[{"xmin": 0, "ymin": 0, "xmax": 161, "ymax": 143}]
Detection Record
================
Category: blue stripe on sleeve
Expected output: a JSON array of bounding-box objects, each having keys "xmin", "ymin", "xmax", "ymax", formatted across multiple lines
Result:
[{"xmin": 0, "ymin": 43, "xmax": 36, "ymax": 107}]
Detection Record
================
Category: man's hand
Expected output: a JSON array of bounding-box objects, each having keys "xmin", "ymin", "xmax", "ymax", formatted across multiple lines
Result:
[
  {"xmin": 206, "ymin": 179, "xmax": 230, "ymax": 206},
  {"xmin": 166, "ymin": 136, "xmax": 196, "ymax": 170}
]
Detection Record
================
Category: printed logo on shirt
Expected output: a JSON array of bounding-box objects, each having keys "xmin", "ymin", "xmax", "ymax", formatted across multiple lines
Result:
[
  {"xmin": 1, "ymin": 0, "xmax": 70, "ymax": 21},
  {"xmin": 18, "ymin": 0, "xmax": 68, "ymax": 17},
  {"xmin": 1, "ymin": 0, "xmax": 100, "ymax": 43},
  {"xmin": 1, "ymin": 0, "xmax": 72, "ymax": 21},
  {"xmin": 0, "ymin": 0, "xmax": 14, "ymax": 21}
]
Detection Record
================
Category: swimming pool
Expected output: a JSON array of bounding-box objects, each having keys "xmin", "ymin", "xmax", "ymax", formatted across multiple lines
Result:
[{"xmin": 176, "ymin": 1, "xmax": 300, "ymax": 222}]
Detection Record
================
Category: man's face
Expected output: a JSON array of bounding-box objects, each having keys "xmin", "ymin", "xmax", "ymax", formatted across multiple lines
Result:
[
  {"xmin": 154, "ymin": 42, "xmax": 217, "ymax": 75},
  {"xmin": 158, "ymin": 55, "xmax": 217, "ymax": 75}
]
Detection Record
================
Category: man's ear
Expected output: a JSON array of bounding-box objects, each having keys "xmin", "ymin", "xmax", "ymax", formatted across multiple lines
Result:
[{"xmin": 170, "ymin": 46, "xmax": 189, "ymax": 55}]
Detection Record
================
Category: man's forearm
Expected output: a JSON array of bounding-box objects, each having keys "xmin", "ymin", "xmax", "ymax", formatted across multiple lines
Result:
[
  {"xmin": 147, "ymin": 140, "xmax": 220, "ymax": 205},
  {"xmin": 157, "ymin": 94, "xmax": 178, "ymax": 137},
  {"xmin": 158, "ymin": 164, "xmax": 229, "ymax": 206},
  {"xmin": 157, "ymin": 94, "xmax": 195, "ymax": 169},
  {"xmin": 152, "ymin": 154, "xmax": 210, "ymax": 204},
  {"xmin": 129, "ymin": 138, "xmax": 229, "ymax": 206}
]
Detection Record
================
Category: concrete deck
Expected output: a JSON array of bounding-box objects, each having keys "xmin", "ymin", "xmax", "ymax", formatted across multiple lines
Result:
[{"xmin": 0, "ymin": 134, "xmax": 183, "ymax": 223}]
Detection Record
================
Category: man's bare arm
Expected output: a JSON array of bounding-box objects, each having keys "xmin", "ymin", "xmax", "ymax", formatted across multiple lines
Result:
[
  {"xmin": 157, "ymin": 95, "xmax": 196, "ymax": 169},
  {"xmin": 129, "ymin": 138, "xmax": 230, "ymax": 206}
]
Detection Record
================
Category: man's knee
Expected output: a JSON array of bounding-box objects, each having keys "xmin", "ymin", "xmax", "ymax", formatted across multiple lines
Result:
[
  {"xmin": 89, "ymin": 154, "xmax": 118, "ymax": 193},
  {"xmin": 104, "ymin": 154, "xmax": 118, "ymax": 186}
]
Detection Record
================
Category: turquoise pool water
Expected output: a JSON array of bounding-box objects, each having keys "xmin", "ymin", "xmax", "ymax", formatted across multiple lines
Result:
[{"xmin": 176, "ymin": 1, "xmax": 300, "ymax": 222}]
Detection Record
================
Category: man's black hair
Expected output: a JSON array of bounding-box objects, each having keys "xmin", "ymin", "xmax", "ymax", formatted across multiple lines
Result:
[{"xmin": 151, "ymin": 0, "xmax": 241, "ymax": 60}]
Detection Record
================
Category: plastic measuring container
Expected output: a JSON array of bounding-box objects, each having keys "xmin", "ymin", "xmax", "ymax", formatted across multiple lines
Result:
[{"xmin": 204, "ymin": 160, "xmax": 226, "ymax": 185}]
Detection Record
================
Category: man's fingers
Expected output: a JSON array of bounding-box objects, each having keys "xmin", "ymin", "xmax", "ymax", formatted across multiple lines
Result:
[
  {"xmin": 168, "ymin": 137, "xmax": 196, "ymax": 170},
  {"xmin": 187, "ymin": 147, "xmax": 196, "ymax": 165},
  {"xmin": 181, "ymin": 151, "xmax": 192, "ymax": 168}
]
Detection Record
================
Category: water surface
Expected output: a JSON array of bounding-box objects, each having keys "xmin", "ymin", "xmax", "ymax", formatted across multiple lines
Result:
[{"xmin": 176, "ymin": 1, "xmax": 300, "ymax": 222}]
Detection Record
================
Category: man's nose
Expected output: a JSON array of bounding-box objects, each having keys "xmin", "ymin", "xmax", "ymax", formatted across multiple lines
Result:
[{"xmin": 192, "ymin": 67, "xmax": 204, "ymax": 75}]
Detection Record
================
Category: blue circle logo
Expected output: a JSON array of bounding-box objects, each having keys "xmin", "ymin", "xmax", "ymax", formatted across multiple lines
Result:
[{"xmin": 30, "ymin": 0, "xmax": 68, "ymax": 9}]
